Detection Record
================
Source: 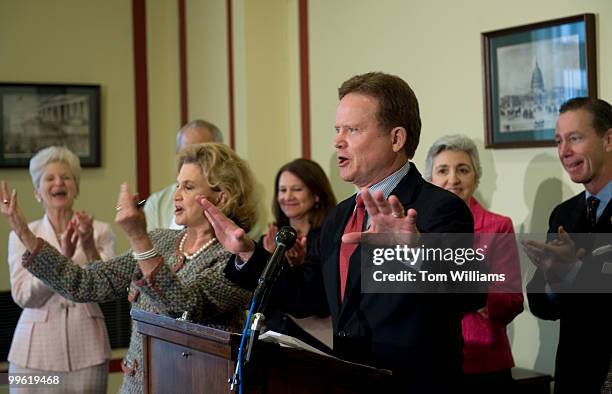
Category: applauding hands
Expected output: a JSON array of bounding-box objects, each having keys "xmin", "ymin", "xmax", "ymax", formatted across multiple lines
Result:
[
  {"xmin": 522, "ymin": 226, "xmax": 585, "ymax": 285},
  {"xmin": 263, "ymin": 223, "xmax": 307, "ymax": 267},
  {"xmin": 60, "ymin": 211, "xmax": 100, "ymax": 260}
]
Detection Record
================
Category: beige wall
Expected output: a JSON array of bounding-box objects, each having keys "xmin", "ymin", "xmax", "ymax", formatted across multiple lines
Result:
[
  {"xmin": 148, "ymin": 0, "xmax": 299, "ymax": 220},
  {"xmin": 147, "ymin": 0, "xmax": 182, "ymax": 192},
  {"xmin": 0, "ymin": 0, "xmax": 136, "ymax": 290},
  {"xmin": 186, "ymin": 0, "xmax": 230, "ymax": 144},
  {"xmin": 239, "ymin": 0, "xmax": 294, "ymax": 215}
]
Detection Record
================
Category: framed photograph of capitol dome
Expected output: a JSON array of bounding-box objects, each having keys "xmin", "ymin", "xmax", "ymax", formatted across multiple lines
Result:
[
  {"xmin": 482, "ymin": 14, "xmax": 596, "ymax": 148},
  {"xmin": 0, "ymin": 83, "xmax": 101, "ymax": 167}
]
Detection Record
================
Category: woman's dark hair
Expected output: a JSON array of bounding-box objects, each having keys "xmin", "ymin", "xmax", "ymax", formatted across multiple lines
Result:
[{"xmin": 272, "ymin": 159, "xmax": 336, "ymax": 229}]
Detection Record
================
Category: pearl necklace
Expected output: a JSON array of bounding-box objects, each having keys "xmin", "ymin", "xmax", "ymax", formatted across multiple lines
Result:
[{"xmin": 179, "ymin": 233, "xmax": 216, "ymax": 260}]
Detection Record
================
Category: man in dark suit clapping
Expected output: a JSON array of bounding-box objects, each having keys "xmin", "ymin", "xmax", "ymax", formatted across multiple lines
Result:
[{"xmin": 525, "ymin": 97, "xmax": 612, "ymax": 393}]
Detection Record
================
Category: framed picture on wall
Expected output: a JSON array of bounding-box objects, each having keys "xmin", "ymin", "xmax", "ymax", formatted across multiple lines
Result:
[
  {"xmin": 0, "ymin": 83, "xmax": 101, "ymax": 167},
  {"xmin": 482, "ymin": 14, "xmax": 596, "ymax": 149}
]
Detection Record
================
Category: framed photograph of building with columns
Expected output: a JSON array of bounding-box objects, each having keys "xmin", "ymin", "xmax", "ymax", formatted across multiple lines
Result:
[
  {"xmin": 0, "ymin": 83, "xmax": 101, "ymax": 167},
  {"xmin": 482, "ymin": 14, "xmax": 596, "ymax": 148}
]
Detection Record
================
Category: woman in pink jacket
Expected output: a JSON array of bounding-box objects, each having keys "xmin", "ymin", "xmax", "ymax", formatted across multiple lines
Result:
[
  {"xmin": 425, "ymin": 135, "xmax": 524, "ymax": 393},
  {"xmin": 7, "ymin": 146, "xmax": 115, "ymax": 393}
]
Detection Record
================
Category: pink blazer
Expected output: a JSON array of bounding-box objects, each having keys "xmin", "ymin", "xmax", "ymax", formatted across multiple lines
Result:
[
  {"xmin": 8, "ymin": 215, "xmax": 115, "ymax": 371},
  {"xmin": 462, "ymin": 198, "xmax": 524, "ymax": 374}
]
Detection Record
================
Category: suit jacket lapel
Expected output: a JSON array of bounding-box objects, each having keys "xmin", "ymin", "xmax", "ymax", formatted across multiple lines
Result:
[
  {"xmin": 341, "ymin": 240, "xmax": 362, "ymax": 314},
  {"xmin": 576, "ymin": 192, "xmax": 590, "ymax": 231},
  {"xmin": 391, "ymin": 165, "xmax": 422, "ymax": 208},
  {"xmin": 595, "ymin": 198, "xmax": 612, "ymax": 231},
  {"xmin": 41, "ymin": 214, "xmax": 61, "ymax": 250},
  {"xmin": 323, "ymin": 197, "xmax": 356, "ymax": 318},
  {"xmin": 554, "ymin": 192, "xmax": 589, "ymax": 234}
]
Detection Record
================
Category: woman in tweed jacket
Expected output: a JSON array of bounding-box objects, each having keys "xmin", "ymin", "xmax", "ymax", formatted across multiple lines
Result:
[{"xmin": 1, "ymin": 143, "xmax": 258, "ymax": 393}]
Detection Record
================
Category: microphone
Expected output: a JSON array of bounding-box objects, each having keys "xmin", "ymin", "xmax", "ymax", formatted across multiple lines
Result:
[
  {"xmin": 251, "ymin": 226, "xmax": 297, "ymax": 307},
  {"xmin": 243, "ymin": 226, "xmax": 297, "ymax": 365}
]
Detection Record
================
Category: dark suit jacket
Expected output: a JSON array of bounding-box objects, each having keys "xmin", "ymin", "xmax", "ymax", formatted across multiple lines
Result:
[
  {"xmin": 527, "ymin": 192, "xmax": 612, "ymax": 394},
  {"xmin": 227, "ymin": 165, "xmax": 485, "ymax": 391}
]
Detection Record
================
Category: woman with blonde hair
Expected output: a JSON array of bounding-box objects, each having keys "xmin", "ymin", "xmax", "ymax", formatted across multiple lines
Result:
[{"xmin": 1, "ymin": 142, "xmax": 257, "ymax": 393}]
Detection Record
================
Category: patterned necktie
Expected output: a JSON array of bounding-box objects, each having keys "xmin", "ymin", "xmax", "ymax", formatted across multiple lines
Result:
[
  {"xmin": 339, "ymin": 195, "xmax": 365, "ymax": 303},
  {"xmin": 586, "ymin": 196, "xmax": 600, "ymax": 228}
]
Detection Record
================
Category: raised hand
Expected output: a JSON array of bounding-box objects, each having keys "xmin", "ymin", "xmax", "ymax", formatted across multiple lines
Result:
[
  {"xmin": 73, "ymin": 211, "xmax": 100, "ymax": 261},
  {"xmin": 521, "ymin": 226, "xmax": 585, "ymax": 281},
  {"xmin": 60, "ymin": 220, "xmax": 79, "ymax": 258},
  {"xmin": 115, "ymin": 183, "xmax": 148, "ymax": 247},
  {"xmin": 0, "ymin": 181, "xmax": 38, "ymax": 251},
  {"xmin": 342, "ymin": 189, "xmax": 419, "ymax": 245},
  {"xmin": 74, "ymin": 211, "xmax": 95, "ymax": 239},
  {"xmin": 262, "ymin": 223, "xmax": 278, "ymax": 254},
  {"xmin": 285, "ymin": 235, "xmax": 307, "ymax": 267},
  {"xmin": 197, "ymin": 196, "xmax": 255, "ymax": 262}
]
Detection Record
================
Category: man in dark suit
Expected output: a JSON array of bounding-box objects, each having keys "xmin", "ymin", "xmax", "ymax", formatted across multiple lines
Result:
[
  {"xmin": 525, "ymin": 97, "xmax": 612, "ymax": 393},
  {"xmin": 202, "ymin": 72, "xmax": 485, "ymax": 392}
]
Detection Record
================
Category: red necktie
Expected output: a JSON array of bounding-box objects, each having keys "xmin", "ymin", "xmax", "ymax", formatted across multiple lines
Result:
[{"xmin": 339, "ymin": 195, "xmax": 365, "ymax": 302}]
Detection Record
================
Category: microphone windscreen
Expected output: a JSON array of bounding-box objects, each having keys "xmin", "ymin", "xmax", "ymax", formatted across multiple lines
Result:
[{"xmin": 275, "ymin": 226, "xmax": 297, "ymax": 248}]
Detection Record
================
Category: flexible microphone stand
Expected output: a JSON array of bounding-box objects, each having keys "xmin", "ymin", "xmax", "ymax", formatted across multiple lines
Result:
[{"xmin": 229, "ymin": 226, "xmax": 297, "ymax": 392}]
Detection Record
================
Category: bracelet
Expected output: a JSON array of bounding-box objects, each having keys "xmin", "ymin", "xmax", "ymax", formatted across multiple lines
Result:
[{"xmin": 132, "ymin": 248, "xmax": 159, "ymax": 261}]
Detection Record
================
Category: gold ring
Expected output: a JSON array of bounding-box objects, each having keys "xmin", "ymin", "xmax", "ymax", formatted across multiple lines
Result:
[
  {"xmin": 2, "ymin": 199, "xmax": 8, "ymax": 204},
  {"xmin": 392, "ymin": 212, "xmax": 403, "ymax": 218}
]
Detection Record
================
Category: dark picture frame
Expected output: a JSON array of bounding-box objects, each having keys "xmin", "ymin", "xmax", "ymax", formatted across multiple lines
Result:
[
  {"xmin": 482, "ymin": 14, "xmax": 596, "ymax": 149},
  {"xmin": 0, "ymin": 83, "xmax": 101, "ymax": 167}
]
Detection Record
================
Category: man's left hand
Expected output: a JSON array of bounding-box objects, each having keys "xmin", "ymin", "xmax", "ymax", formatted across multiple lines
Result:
[{"xmin": 342, "ymin": 189, "xmax": 419, "ymax": 244}]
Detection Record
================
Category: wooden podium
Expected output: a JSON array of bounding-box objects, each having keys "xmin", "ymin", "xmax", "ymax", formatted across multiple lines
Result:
[{"xmin": 132, "ymin": 309, "xmax": 392, "ymax": 393}]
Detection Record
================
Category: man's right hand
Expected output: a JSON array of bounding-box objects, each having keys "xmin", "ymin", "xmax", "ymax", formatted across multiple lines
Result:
[
  {"xmin": 198, "ymin": 196, "xmax": 256, "ymax": 262},
  {"xmin": 521, "ymin": 226, "xmax": 585, "ymax": 283}
]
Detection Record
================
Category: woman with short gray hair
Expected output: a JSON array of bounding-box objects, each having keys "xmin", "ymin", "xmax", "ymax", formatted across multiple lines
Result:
[
  {"xmin": 424, "ymin": 134, "xmax": 482, "ymax": 196},
  {"xmin": 29, "ymin": 145, "xmax": 82, "ymax": 193},
  {"xmin": 6, "ymin": 146, "xmax": 115, "ymax": 394},
  {"xmin": 425, "ymin": 134, "xmax": 523, "ymax": 392}
]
